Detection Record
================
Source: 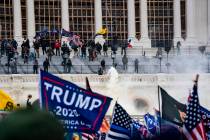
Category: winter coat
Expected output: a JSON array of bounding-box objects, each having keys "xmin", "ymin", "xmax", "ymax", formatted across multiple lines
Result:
[{"xmin": 54, "ymin": 42, "xmax": 61, "ymax": 49}]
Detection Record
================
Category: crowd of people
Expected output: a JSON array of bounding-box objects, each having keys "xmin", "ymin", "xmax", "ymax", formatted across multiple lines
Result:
[{"xmin": 0, "ymin": 36, "xmax": 139, "ymax": 75}]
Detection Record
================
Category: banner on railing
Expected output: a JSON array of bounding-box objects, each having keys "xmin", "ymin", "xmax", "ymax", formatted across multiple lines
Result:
[{"xmin": 39, "ymin": 70, "xmax": 112, "ymax": 133}]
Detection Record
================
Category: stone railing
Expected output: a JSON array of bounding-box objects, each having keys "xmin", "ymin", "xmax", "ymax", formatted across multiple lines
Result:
[
  {"xmin": 1, "ymin": 73, "xmax": 210, "ymax": 87},
  {"xmin": 1, "ymin": 73, "xmax": 210, "ymax": 115}
]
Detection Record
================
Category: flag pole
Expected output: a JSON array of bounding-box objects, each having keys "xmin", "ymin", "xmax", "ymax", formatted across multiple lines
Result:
[
  {"xmin": 157, "ymin": 85, "xmax": 161, "ymax": 137},
  {"xmin": 194, "ymin": 74, "xmax": 199, "ymax": 86},
  {"xmin": 109, "ymin": 100, "xmax": 118, "ymax": 125}
]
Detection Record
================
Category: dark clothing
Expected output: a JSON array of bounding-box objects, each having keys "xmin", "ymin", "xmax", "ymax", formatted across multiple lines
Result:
[
  {"xmin": 43, "ymin": 59, "xmax": 50, "ymax": 72},
  {"xmin": 34, "ymin": 40, "xmax": 40, "ymax": 58},
  {"xmin": 81, "ymin": 45, "xmax": 87, "ymax": 58},
  {"xmin": 11, "ymin": 39, "xmax": 18, "ymax": 50},
  {"xmin": 56, "ymin": 48, "xmax": 60, "ymax": 56},
  {"xmin": 177, "ymin": 41, "xmax": 181, "ymax": 55},
  {"xmin": 134, "ymin": 59, "xmax": 139, "ymax": 73},
  {"xmin": 62, "ymin": 60, "xmax": 67, "ymax": 73},
  {"xmin": 42, "ymin": 46, "xmax": 47, "ymax": 55},
  {"xmin": 1, "ymin": 39, "xmax": 7, "ymax": 55},
  {"xmin": 7, "ymin": 46, "xmax": 15, "ymax": 65},
  {"xmin": 66, "ymin": 59, "xmax": 72, "ymax": 73},
  {"xmin": 46, "ymin": 48, "xmax": 54, "ymax": 61},
  {"xmin": 23, "ymin": 47, "xmax": 29, "ymax": 64},
  {"xmin": 33, "ymin": 60, "xmax": 39, "ymax": 74},
  {"xmin": 26, "ymin": 99, "xmax": 32, "ymax": 109},
  {"xmin": 41, "ymin": 39, "xmax": 47, "ymax": 55},
  {"xmin": 103, "ymin": 43, "xmax": 108, "ymax": 56},
  {"xmin": 25, "ymin": 39, "xmax": 30, "ymax": 49},
  {"xmin": 101, "ymin": 59, "xmax": 105, "ymax": 70},
  {"xmin": 61, "ymin": 46, "xmax": 70, "ymax": 56},
  {"xmin": 122, "ymin": 55, "xmax": 128, "ymax": 70},
  {"xmin": 121, "ymin": 41, "xmax": 127, "ymax": 56},
  {"xmin": 96, "ymin": 43, "xmax": 102, "ymax": 55},
  {"xmin": 98, "ymin": 67, "xmax": 103, "ymax": 75}
]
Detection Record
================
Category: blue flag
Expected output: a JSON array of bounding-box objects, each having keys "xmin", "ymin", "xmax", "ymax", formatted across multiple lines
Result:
[
  {"xmin": 61, "ymin": 29, "xmax": 73, "ymax": 37},
  {"xmin": 200, "ymin": 106, "xmax": 210, "ymax": 133},
  {"xmin": 39, "ymin": 70, "xmax": 112, "ymax": 133},
  {"xmin": 132, "ymin": 120, "xmax": 150, "ymax": 139},
  {"xmin": 144, "ymin": 113, "xmax": 159, "ymax": 135},
  {"xmin": 107, "ymin": 103, "xmax": 132, "ymax": 140}
]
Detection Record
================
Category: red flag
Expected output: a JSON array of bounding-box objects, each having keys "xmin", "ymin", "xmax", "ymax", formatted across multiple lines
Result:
[{"xmin": 128, "ymin": 42, "xmax": 132, "ymax": 48}]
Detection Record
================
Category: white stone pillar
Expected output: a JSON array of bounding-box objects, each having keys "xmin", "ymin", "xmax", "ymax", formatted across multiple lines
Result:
[
  {"xmin": 208, "ymin": 0, "xmax": 210, "ymax": 45},
  {"xmin": 13, "ymin": 0, "xmax": 22, "ymax": 46},
  {"xmin": 173, "ymin": 0, "xmax": 183, "ymax": 46},
  {"xmin": 94, "ymin": 0, "xmax": 102, "ymax": 33},
  {"xmin": 61, "ymin": 0, "xmax": 69, "ymax": 31},
  {"xmin": 185, "ymin": 0, "xmax": 197, "ymax": 46},
  {"xmin": 127, "ymin": 0, "xmax": 136, "ymax": 40},
  {"xmin": 26, "ymin": 0, "xmax": 35, "ymax": 44},
  {"xmin": 140, "ymin": 0, "xmax": 151, "ymax": 48}
]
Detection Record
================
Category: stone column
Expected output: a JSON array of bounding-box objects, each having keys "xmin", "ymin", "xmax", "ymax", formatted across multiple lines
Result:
[
  {"xmin": 127, "ymin": 0, "xmax": 136, "ymax": 40},
  {"xmin": 94, "ymin": 0, "xmax": 102, "ymax": 33},
  {"xmin": 13, "ymin": 0, "xmax": 22, "ymax": 46},
  {"xmin": 61, "ymin": 0, "xmax": 69, "ymax": 31},
  {"xmin": 173, "ymin": 0, "xmax": 183, "ymax": 46},
  {"xmin": 140, "ymin": 0, "xmax": 151, "ymax": 48},
  {"xmin": 26, "ymin": 0, "xmax": 35, "ymax": 44},
  {"xmin": 185, "ymin": 0, "xmax": 197, "ymax": 46},
  {"xmin": 208, "ymin": 0, "xmax": 210, "ymax": 45}
]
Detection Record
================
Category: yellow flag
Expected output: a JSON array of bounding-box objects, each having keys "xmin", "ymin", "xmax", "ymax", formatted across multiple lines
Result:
[
  {"xmin": 97, "ymin": 27, "xmax": 108, "ymax": 35},
  {"xmin": 0, "ymin": 89, "xmax": 15, "ymax": 111},
  {"xmin": 72, "ymin": 133, "xmax": 80, "ymax": 140}
]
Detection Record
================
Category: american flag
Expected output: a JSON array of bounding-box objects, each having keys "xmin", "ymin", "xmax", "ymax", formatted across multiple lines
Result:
[
  {"xmin": 183, "ymin": 83, "xmax": 207, "ymax": 140},
  {"xmin": 132, "ymin": 120, "xmax": 150, "ymax": 139},
  {"xmin": 200, "ymin": 106, "xmax": 210, "ymax": 133},
  {"xmin": 99, "ymin": 133, "xmax": 106, "ymax": 140},
  {"xmin": 81, "ymin": 132, "xmax": 97, "ymax": 140},
  {"xmin": 106, "ymin": 103, "xmax": 132, "ymax": 140}
]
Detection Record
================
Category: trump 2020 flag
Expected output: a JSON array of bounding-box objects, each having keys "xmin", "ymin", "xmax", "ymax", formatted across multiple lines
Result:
[
  {"xmin": 39, "ymin": 70, "xmax": 112, "ymax": 133},
  {"xmin": 144, "ymin": 113, "xmax": 159, "ymax": 135}
]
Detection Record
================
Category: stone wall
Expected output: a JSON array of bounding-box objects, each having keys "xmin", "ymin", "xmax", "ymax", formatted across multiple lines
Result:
[{"xmin": 1, "ymin": 74, "xmax": 210, "ymax": 115}]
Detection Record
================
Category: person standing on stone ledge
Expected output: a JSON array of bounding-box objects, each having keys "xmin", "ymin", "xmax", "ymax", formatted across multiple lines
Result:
[
  {"xmin": 176, "ymin": 41, "xmax": 181, "ymax": 55},
  {"xmin": 103, "ymin": 42, "xmax": 108, "ymax": 56},
  {"xmin": 43, "ymin": 58, "xmax": 50, "ymax": 72},
  {"xmin": 26, "ymin": 94, "xmax": 32, "ymax": 109},
  {"xmin": 101, "ymin": 59, "xmax": 106, "ymax": 72},
  {"xmin": 66, "ymin": 58, "xmax": 72, "ymax": 73},
  {"xmin": 134, "ymin": 58, "xmax": 139, "ymax": 73},
  {"xmin": 122, "ymin": 54, "xmax": 128, "ymax": 70},
  {"xmin": 121, "ymin": 40, "xmax": 127, "ymax": 56},
  {"xmin": 33, "ymin": 59, "xmax": 39, "ymax": 74}
]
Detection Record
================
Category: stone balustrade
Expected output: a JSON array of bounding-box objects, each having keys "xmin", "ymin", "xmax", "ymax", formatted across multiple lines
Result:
[
  {"xmin": 0, "ymin": 73, "xmax": 207, "ymax": 85},
  {"xmin": 1, "ymin": 74, "xmax": 210, "ymax": 115}
]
